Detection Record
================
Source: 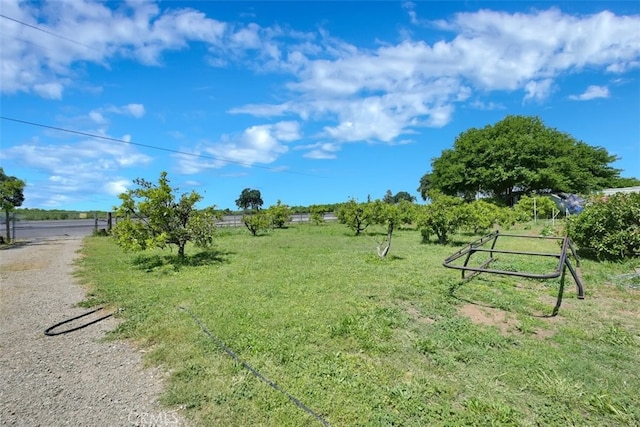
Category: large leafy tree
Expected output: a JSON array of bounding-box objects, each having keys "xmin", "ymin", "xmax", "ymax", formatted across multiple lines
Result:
[
  {"xmin": 383, "ymin": 190, "xmax": 416, "ymax": 204},
  {"xmin": 235, "ymin": 188, "xmax": 263, "ymax": 212},
  {"xmin": 113, "ymin": 172, "xmax": 219, "ymax": 258},
  {"xmin": 0, "ymin": 168, "xmax": 25, "ymax": 243},
  {"xmin": 419, "ymin": 115, "xmax": 621, "ymax": 204}
]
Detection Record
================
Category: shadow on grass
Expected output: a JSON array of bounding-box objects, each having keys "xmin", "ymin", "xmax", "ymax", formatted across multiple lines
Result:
[
  {"xmin": 448, "ymin": 277, "xmax": 564, "ymax": 318},
  {"xmin": 420, "ymin": 238, "xmax": 471, "ymax": 247},
  {"xmin": 132, "ymin": 249, "xmax": 233, "ymax": 272}
]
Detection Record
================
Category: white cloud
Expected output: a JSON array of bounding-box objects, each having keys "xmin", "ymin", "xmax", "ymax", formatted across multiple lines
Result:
[
  {"xmin": 123, "ymin": 104, "xmax": 146, "ymax": 118},
  {"xmin": 176, "ymin": 121, "xmax": 301, "ymax": 174},
  {"xmin": 226, "ymin": 7, "xmax": 639, "ymax": 152},
  {"xmin": 469, "ymin": 100, "xmax": 506, "ymax": 111},
  {"xmin": 1, "ymin": 0, "xmax": 227, "ymax": 97},
  {"xmin": 3, "ymin": 1, "xmax": 640, "ymax": 164},
  {"xmin": 523, "ymin": 79, "xmax": 554, "ymax": 103},
  {"xmin": 1, "ymin": 128, "xmax": 152, "ymax": 207},
  {"xmin": 33, "ymin": 82, "xmax": 64, "ymax": 99},
  {"xmin": 103, "ymin": 103, "xmax": 146, "ymax": 118},
  {"xmin": 569, "ymin": 85, "xmax": 610, "ymax": 101},
  {"xmin": 89, "ymin": 111, "xmax": 107, "ymax": 124},
  {"xmin": 104, "ymin": 179, "xmax": 130, "ymax": 196},
  {"xmin": 87, "ymin": 103, "xmax": 146, "ymax": 125},
  {"xmin": 301, "ymin": 142, "xmax": 341, "ymax": 160}
]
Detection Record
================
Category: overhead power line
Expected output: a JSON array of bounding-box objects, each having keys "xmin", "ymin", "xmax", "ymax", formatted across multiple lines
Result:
[
  {"xmin": 0, "ymin": 13, "xmax": 98, "ymax": 51},
  {"xmin": 0, "ymin": 116, "xmax": 317, "ymax": 177}
]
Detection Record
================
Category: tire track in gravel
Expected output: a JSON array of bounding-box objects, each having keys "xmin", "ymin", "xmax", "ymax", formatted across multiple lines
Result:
[{"xmin": 0, "ymin": 237, "xmax": 187, "ymax": 427}]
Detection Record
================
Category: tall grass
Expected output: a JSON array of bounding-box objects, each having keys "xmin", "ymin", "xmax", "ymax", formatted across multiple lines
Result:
[{"xmin": 76, "ymin": 221, "xmax": 640, "ymax": 426}]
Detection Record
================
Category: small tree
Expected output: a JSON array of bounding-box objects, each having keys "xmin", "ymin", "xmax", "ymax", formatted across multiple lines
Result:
[
  {"xmin": 243, "ymin": 211, "xmax": 270, "ymax": 236},
  {"xmin": 236, "ymin": 188, "xmax": 263, "ymax": 212},
  {"xmin": 112, "ymin": 172, "xmax": 219, "ymax": 258},
  {"xmin": 0, "ymin": 168, "xmax": 25, "ymax": 243},
  {"xmin": 336, "ymin": 199, "xmax": 372, "ymax": 235},
  {"xmin": 514, "ymin": 195, "xmax": 557, "ymax": 221},
  {"xmin": 566, "ymin": 193, "xmax": 640, "ymax": 260},
  {"xmin": 369, "ymin": 200, "xmax": 415, "ymax": 258},
  {"xmin": 309, "ymin": 205, "xmax": 326, "ymax": 224},
  {"xmin": 462, "ymin": 200, "xmax": 501, "ymax": 234},
  {"xmin": 267, "ymin": 200, "xmax": 292, "ymax": 228},
  {"xmin": 416, "ymin": 191, "xmax": 466, "ymax": 244}
]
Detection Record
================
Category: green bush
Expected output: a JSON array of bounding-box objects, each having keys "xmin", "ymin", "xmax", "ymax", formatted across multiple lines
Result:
[
  {"xmin": 266, "ymin": 200, "xmax": 292, "ymax": 228},
  {"xmin": 416, "ymin": 191, "xmax": 466, "ymax": 244},
  {"xmin": 514, "ymin": 195, "xmax": 557, "ymax": 221},
  {"xmin": 566, "ymin": 193, "xmax": 640, "ymax": 260}
]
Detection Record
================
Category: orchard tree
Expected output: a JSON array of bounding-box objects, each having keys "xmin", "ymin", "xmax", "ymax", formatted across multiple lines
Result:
[
  {"xmin": 369, "ymin": 199, "xmax": 415, "ymax": 258},
  {"xmin": 112, "ymin": 172, "xmax": 220, "ymax": 258},
  {"xmin": 243, "ymin": 211, "xmax": 270, "ymax": 236},
  {"xmin": 267, "ymin": 200, "xmax": 292, "ymax": 228},
  {"xmin": 336, "ymin": 199, "xmax": 372, "ymax": 235},
  {"xmin": 513, "ymin": 195, "xmax": 557, "ymax": 221},
  {"xmin": 416, "ymin": 191, "xmax": 466, "ymax": 244},
  {"xmin": 566, "ymin": 193, "xmax": 640, "ymax": 260},
  {"xmin": 419, "ymin": 115, "xmax": 621, "ymax": 204},
  {"xmin": 309, "ymin": 205, "xmax": 326, "ymax": 224},
  {"xmin": 462, "ymin": 199, "xmax": 501, "ymax": 235},
  {"xmin": 236, "ymin": 188, "xmax": 263, "ymax": 212},
  {"xmin": 0, "ymin": 168, "xmax": 25, "ymax": 243}
]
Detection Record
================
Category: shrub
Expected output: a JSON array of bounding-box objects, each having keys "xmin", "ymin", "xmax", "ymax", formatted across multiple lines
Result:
[
  {"xmin": 462, "ymin": 200, "xmax": 501, "ymax": 234},
  {"xmin": 416, "ymin": 191, "xmax": 466, "ymax": 244},
  {"xmin": 267, "ymin": 200, "xmax": 292, "ymax": 228},
  {"xmin": 566, "ymin": 193, "xmax": 640, "ymax": 260},
  {"xmin": 514, "ymin": 195, "xmax": 557, "ymax": 221}
]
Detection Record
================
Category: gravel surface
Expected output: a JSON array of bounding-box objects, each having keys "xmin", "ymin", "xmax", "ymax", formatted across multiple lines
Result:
[{"xmin": 0, "ymin": 236, "xmax": 187, "ymax": 427}]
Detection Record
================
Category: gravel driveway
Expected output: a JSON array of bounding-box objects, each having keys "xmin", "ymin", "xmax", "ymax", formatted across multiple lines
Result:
[{"xmin": 0, "ymin": 236, "xmax": 186, "ymax": 426}]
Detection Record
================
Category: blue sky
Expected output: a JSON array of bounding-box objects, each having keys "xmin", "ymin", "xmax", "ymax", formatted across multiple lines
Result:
[{"xmin": 1, "ymin": 1, "xmax": 639, "ymax": 211}]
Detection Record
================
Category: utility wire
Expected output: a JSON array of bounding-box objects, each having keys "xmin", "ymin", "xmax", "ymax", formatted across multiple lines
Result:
[
  {"xmin": 0, "ymin": 14, "xmax": 98, "ymax": 51},
  {"xmin": 0, "ymin": 116, "xmax": 317, "ymax": 177}
]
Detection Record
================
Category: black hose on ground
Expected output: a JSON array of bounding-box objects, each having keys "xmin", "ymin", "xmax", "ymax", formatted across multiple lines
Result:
[
  {"xmin": 44, "ymin": 306, "xmax": 113, "ymax": 336},
  {"xmin": 179, "ymin": 306, "xmax": 330, "ymax": 427}
]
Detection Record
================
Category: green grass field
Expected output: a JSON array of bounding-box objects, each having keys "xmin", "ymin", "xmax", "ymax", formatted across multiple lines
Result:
[{"xmin": 76, "ymin": 221, "xmax": 640, "ymax": 426}]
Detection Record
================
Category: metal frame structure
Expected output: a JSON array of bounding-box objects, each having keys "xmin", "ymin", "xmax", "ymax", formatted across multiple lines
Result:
[{"xmin": 443, "ymin": 232, "xmax": 584, "ymax": 314}]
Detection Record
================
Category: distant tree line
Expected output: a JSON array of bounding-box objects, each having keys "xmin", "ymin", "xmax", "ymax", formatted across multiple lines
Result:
[{"xmin": 14, "ymin": 208, "xmax": 110, "ymax": 221}]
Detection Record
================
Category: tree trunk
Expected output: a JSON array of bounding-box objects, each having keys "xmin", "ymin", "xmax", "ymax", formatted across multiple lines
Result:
[{"xmin": 178, "ymin": 244, "xmax": 185, "ymax": 258}]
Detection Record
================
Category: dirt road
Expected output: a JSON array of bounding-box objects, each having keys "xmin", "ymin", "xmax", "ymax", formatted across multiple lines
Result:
[{"xmin": 0, "ymin": 236, "xmax": 186, "ymax": 426}]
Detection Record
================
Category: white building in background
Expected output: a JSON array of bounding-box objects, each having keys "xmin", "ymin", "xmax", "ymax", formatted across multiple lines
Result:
[{"xmin": 600, "ymin": 186, "xmax": 640, "ymax": 196}]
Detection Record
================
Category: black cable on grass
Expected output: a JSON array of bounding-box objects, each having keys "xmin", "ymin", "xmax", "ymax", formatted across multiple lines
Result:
[
  {"xmin": 44, "ymin": 306, "xmax": 113, "ymax": 336},
  {"xmin": 178, "ymin": 306, "xmax": 330, "ymax": 427}
]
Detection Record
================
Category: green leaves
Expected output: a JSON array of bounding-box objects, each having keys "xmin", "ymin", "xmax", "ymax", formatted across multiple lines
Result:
[
  {"xmin": 0, "ymin": 167, "xmax": 25, "ymax": 211},
  {"xmin": 420, "ymin": 115, "xmax": 623, "ymax": 204},
  {"xmin": 235, "ymin": 188, "xmax": 263, "ymax": 212},
  {"xmin": 112, "ymin": 171, "xmax": 218, "ymax": 258},
  {"xmin": 566, "ymin": 192, "xmax": 640, "ymax": 260},
  {"xmin": 416, "ymin": 191, "xmax": 466, "ymax": 244},
  {"xmin": 336, "ymin": 199, "xmax": 373, "ymax": 235},
  {"xmin": 266, "ymin": 200, "xmax": 292, "ymax": 229}
]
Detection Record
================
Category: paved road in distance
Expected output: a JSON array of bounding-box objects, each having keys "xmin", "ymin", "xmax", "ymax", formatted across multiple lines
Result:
[{"xmin": 9, "ymin": 214, "xmax": 337, "ymax": 240}]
